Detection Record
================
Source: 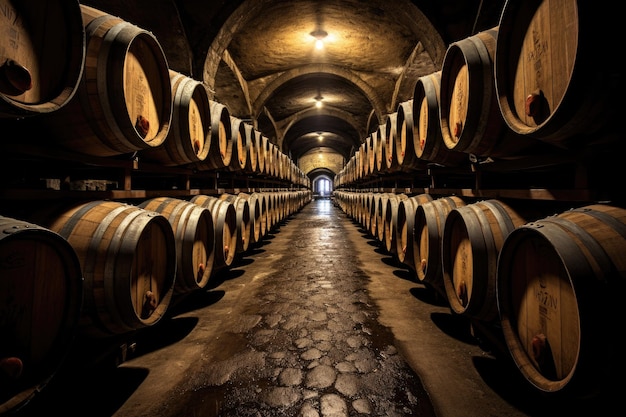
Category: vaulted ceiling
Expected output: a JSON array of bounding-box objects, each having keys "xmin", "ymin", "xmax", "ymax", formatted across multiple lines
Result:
[{"xmin": 83, "ymin": 0, "xmax": 504, "ymax": 180}]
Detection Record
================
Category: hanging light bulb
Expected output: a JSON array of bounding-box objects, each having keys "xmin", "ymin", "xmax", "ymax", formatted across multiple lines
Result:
[
  {"xmin": 310, "ymin": 29, "xmax": 328, "ymax": 50},
  {"xmin": 314, "ymin": 86, "xmax": 324, "ymax": 108}
]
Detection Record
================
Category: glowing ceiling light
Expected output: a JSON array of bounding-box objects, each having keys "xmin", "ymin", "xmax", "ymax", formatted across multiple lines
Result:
[
  {"xmin": 314, "ymin": 89, "xmax": 324, "ymax": 108},
  {"xmin": 310, "ymin": 29, "xmax": 328, "ymax": 50}
]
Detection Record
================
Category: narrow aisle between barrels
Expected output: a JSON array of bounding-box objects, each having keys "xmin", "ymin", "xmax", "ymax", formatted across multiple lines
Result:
[{"xmin": 142, "ymin": 197, "xmax": 439, "ymax": 416}]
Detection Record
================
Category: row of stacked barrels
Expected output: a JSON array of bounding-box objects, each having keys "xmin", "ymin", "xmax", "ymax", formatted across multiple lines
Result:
[
  {"xmin": 333, "ymin": 190, "xmax": 626, "ymax": 399},
  {"xmin": 335, "ymin": 0, "xmax": 623, "ymax": 187},
  {"xmin": 0, "ymin": 1, "xmax": 308, "ymax": 187},
  {"xmin": 0, "ymin": 189, "xmax": 311, "ymax": 414}
]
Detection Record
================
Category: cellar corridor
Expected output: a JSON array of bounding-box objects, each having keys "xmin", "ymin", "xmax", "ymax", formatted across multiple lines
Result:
[{"xmin": 8, "ymin": 198, "xmax": 618, "ymax": 417}]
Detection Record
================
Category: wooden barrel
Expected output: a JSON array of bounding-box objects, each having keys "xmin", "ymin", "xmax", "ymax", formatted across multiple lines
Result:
[
  {"xmin": 384, "ymin": 112, "xmax": 400, "ymax": 172},
  {"xmin": 347, "ymin": 157, "xmax": 356, "ymax": 186},
  {"xmin": 374, "ymin": 124, "xmax": 388, "ymax": 174},
  {"xmin": 358, "ymin": 142, "xmax": 369, "ymax": 179},
  {"xmin": 413, "ymin": 71, "xmax": 467, "ymax": 167},
  {"xmin": 376, "ymin": 193, "xmax": 393, "ymax": 242},
  {"xmin": 33, "ymin": 200, "xmax": 176, "ymax": 338},
  {"xmin": 257, "ymin": 135, "xmax": 269, "ymax": 175},
  {"xmin": 251, "ymin": 192, "xmax": 268, "ymax": 239},
  {"xmin": 138, "ymin": 197, "xmax": 214, "ymax": 295},
  {"xmin": 351, "ymin": 145, "xmax": 360, "ymax": 181},
  {"xmin": 272, "ymin": 144, "xmax": 282, "ymax": 178},
  {"xmin": 141, "ymin": 70, "xmax": 211, "ymax": 166},
  {"xmin": 356, "ymin": 140, "xmax": 370, "ymax": 180},
  {"xmin": 38, "ymin": 5, "xmax": 172, "ymax": 157},
  {"xmin": 189, "ymin": 195, "xmax": 238, "ymax": 270},
  {"xmin": 227, "ymin": 116, "xmax": 247, "ymax": 172},
  {"xmin": 219, "ymin": 193, "xmax": 251, "ymax": 254},
  {"xmin": 275, "ymin": 191, "xmax": 287, "ymax": 222},
  {"xmin": 242, "ymin": 124, "xmax": 259, "ymax": 174},
  {"xmin": 265, "ymin": 142, "xmax": 275, "ymax": 178},
  {"xmin": 264, "ymin": 192, "xmax": 277, "ymax": 231},
  {"xmin": 383, "ymin": 193, "xmax": 408, "ymax": 255},
  {"xmin": 441, "ymin": 199, "xmax": 541, "ymax": 322},
  {"xmin": 395, "ymin": 100, "xmax": 422, "ymax": 171},
  {"xmin": 366, "ymin": 134, "xmax": 377, "ymax": 177},
  {"xmin": 268, "ymin": 143, "xmax": 278, "ymax": 179},
  {"xmin": 414, "ymin": 196, "xmax": 466, "ymax": 294},
  {"xmin": 0, "ymin": 0, "xmax": 85, "ymax": 118},
  {"xmin": 354, "ymin": 192, "xmax": 366, "ymax": 227},
  {"xmin": 0, "ymin": 216, "xmax": 83, "ymax": 414},
  {"xmin": 194, "ymin": 100, "xmax": 232, "ymax": 170},
  {"xmin": 282, "ymin": 153, "xmax": 292, "ymax": 182},
  {"xmin": 439, "ymin": 27, "xmax": 546, "ymax": 159},
  {"xmin": 279, "ymin": 151, "xmax": 290, "ymax": 182},
  {"xmin": 368, "ymin": 193, "xmax": 380, "ymax": 238},
  {"xmin": 497, "ymin": 204, "xmax": 626, "ymax": 396},
  {"xmin": 237, "ymin": 192, "xmax": 262, "ymax": 245},
  {"xmin": 361, "ymin": 192, "xmax": 375, "ymax": 231},
  {"xmin": 395, "ymin": 194, "xmax": 435, "ymax": 271},
  {"xmin": 276, "ymin": 151, "xmax": 284, "ymax": 180},
  {"xmin": 495, "ymin": 0, "xmax": 622, "ymax": 147}
]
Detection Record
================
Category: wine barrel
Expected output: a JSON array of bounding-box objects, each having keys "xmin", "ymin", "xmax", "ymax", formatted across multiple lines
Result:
[
  {"xmin": 358, "ymin": 142, "xmax": 369, "ymax": 179},
  {"xmin": 275, "ymin": 191, "xmax": 288, "ymax": 222},
  {"xmin": 33, "ymin": 200, "xmax": 176, "ymax": 338},
  {"xmin": 414, "ymin": 196, "xmax": 466, "ymax": 294},
  {"xmin": 138, "ymin": 197, "xmax": 214, "ymax": 295},
  {"xmin": 374, "ymin": 124, "xmax": 388, "ymax": 174},
  {"xmin": 366, "ymin": 134, "xmax": 377, "ymax": 178},
  {"xmin": 264, "ymin": 192, "xmax": 278, "ymax": 231},
  {"xmin": 227, "ymin": 116, "xmax": 247, "ymax": 172},
  {"xmin": 354, "ymin": 192, "xmax": 367, "ymax": 227},
  {"xmin": 497, "ymin": 204, "xmax": 626, "ymax": 396},
  {"xmin": 251, "ymin": 192, "xmax": 268, "ymax": 239},
  {"xmin": 361, "ymin": 192, "xmax": 374, "ymax": 233},
  {"xmin": 242, "ymin": 124, "xmax": 259, "ymax": 174},
  {"xmin": 384, "ymin": 112, "xmax": 400, "ymax": 172},
  {"xmin": 189, "ymin": 195, "xmax": 238, "ymax": 270},
  {"xmin": 413, "ymin": 71, "xmax": 467, "ymax": 167},
  {"xmin": 219, "ymin": 193, "xmax": 252, "ymax": 254},
  {"xmin": 272, "ymin": 143, "xmax": 282, "ymax": 179},
  {"xmin": 237, "ymin": 192, "xmax": 262, "ymax": 245},
  {"xmin": 0, "ymin": 216, "xmax": 83, "ymax": 414},
  {"xmin": 0, "ymin": 0, "xmax": 85, "ymax": 118},
  {"xmin": 257, "ymin": 135, "xmax": 269, "ymax": 175},
  {"xmin": 495, "ymin": 0, "xmax": 622, "ymax": 147},
  {"xmin": 275, "ymin": 151, "xmax": 284, "ymax": 180},
  {"xmin": 352, "ymin": 144, "xmax": 361, "ymax": 180},
  {"xmin": 383, "ymin": 193, "xmax": 408, "ymax": 255},
  {"xmin": 395, "ymin": 100, "xmax": 422, "ymax": 172},
  {"xmin": 439, "ymin": 27, "xmax": 545, "ymax": 159},
  {"xmin": 348, "ymin": 191, "xmax": 364, "ymax": 228},
  {"xmin": 441, "ymin": 199, "xmax": 541, "ymax": 322},
  {"xmin": 376, "ymin": 193, "xmax": 395, "ymax": 243},
  {"xmin": 194, "ymin": 100, "xmax": 232, "ymax": 170},
  {"xmin": 368, "ymin": 193, "xmax": 381, "ymax": 238},
  {"xmin": 141, "ymin": 70, "xmax": 211, "ymax": 166},
  {"xmin": 38, "ymin": 5, "xmax": 172, "ymax": 157},
  {"xmin": 395, "ymin": 194, "xmax": 435, "ymax": 271},
  {"xmin": 264, "ymin": 142, "xmax": 275, "ymax": 178}
]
